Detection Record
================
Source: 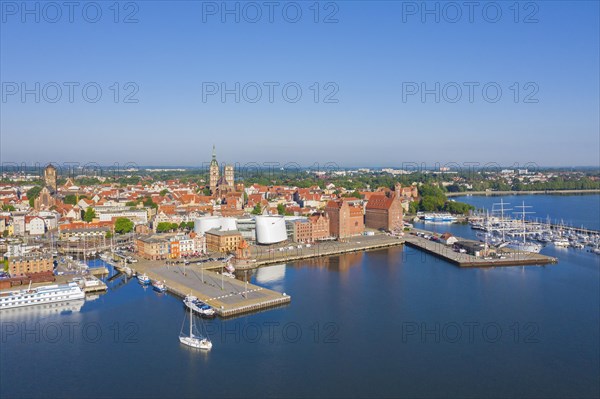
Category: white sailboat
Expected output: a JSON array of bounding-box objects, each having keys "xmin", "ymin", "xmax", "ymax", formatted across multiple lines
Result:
[
  {"xmin": 179, "ymin": 303, "xmax": 212, "ymax": 350},
  {"xmin": 507, "ymin": 201, "xmax": 542, "ymax": 253}
]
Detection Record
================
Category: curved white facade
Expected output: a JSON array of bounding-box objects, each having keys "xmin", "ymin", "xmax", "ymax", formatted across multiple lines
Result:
[
  {"xmin": 194, "ymin": 216, "xmax": 238, "ymax": 235},
  {"xmin": 220, "ymin": 217, "xmax": 237, "ymax": 232},
  {"xmin": 255, "ymin": 215, "xmax": 287, "ymax": 244}
]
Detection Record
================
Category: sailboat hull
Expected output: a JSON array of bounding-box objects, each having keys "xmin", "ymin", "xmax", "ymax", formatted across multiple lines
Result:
[{"xmin": 179, "ymin": 335, "xmax": 212, "ymax": 350}]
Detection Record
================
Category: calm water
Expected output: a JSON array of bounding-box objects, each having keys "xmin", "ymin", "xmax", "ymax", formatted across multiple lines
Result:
[{"xmin": 1, "ymin": 196, "xmax": 599, "ymax": 398}]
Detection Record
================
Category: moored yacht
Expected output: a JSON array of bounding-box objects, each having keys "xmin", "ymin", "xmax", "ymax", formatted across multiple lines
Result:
[
  {"xmin": 137, "ymin": 274, "xmax": 151, "ymax": 285},
  {"xmin": 184, "ymin": 295, "xmax": 216, "ymax": 317},
  {"xmin": 152, "ymin": 280, "xmax": 167, "ymax": 293}
]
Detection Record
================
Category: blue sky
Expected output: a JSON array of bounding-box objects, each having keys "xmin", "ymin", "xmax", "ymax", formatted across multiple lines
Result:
[{"xmin": 1, "ymin": 1, "xmax": 598, "ymax": 168}]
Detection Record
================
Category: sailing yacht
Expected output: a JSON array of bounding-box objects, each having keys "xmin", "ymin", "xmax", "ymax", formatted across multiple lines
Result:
[
  {"xmin": 179, "ymin": 303, "xmax": 212, "ymax": 350},
  {"xmin": 506, "ymin": 201, "xmax": 542, "ymax": 253}
]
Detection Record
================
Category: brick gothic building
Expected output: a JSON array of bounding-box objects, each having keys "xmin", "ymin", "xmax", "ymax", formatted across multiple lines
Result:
[
  {"xmin": 325, "ymin": 200, "xmax": 364, "ymax": 239},
  {"xmin": 293, "ymin": 213, "xmax": 330, "ymax": 243},
  {"xmin": 365, "ymin": 192, "xmax": 403, "ymax": 232}
]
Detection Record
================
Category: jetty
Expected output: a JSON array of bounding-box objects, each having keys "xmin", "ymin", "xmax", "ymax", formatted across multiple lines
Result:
[
  {"xmin": 249, "ymin": 234, "xmax": 405, "ymax": 268},
  {"xmin": 116, "ymin": 261, "xmax": 290, "ymax": 318},
  {"xmin": 404, "ymin": 233, "xmax": 558, "ymax": 267}
]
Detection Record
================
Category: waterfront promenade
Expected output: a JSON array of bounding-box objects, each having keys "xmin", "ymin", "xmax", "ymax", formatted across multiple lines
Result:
[{"xmin": 248, "ymin": 234, "xmax": 405, "ymax": 267}]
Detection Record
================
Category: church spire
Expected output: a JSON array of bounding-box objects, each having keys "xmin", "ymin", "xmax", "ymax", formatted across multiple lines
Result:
[{"xmin": 212, "ymin": 144, "xmax": 216, "ymax": 160}]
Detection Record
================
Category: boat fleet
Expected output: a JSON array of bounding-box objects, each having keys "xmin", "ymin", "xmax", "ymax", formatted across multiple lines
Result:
[{"xmin": 469, "ymin": 200, "xmax": 600, "ymax": 254}]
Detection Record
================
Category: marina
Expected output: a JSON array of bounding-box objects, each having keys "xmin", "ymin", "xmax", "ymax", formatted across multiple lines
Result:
[
  {"xmin": 467, "ymin": 199, "xmax": 600, "ymax": 254},
  {"xmin": 404, "ymin": 232, "xmax": 558, "ymax": 267}
]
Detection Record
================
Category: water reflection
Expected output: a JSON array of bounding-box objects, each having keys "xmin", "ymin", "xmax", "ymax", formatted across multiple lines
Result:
[
  {"xmin": 298, "ymin": 251, "xmax": 364, "ymax": 272},
  {"xmin": 0, "ymin": 298, "xmax": 85, "ymax": 322},
  {"xmin": 255, "ymin": 264, "xmax": 286, "ymax": 292}
]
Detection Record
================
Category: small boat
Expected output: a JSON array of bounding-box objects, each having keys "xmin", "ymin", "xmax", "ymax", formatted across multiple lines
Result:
[
  {"xmin": 137, "ymin": 274, "xmax": 151, "ymax": 285},
  {"xmin": 225, "ymin": 263, "xmax": 235, "ymax": 273},
  {"xmin": 152, "ymin": 280, "xmax": 166, "ymax": 293},
  {"xmin": 184, "ymin": 295, "xmax": 216, "ymax": 318},
  {"xmin": 179, "ymin": 302, "xmax": 212, "ymax": 350},
  {"xmin": 553, "ymin": 238, "xmax": 570, "ymax": 247},
  {"xmin": 222, "ymin": 271, "xmax": 235, "ymax": 279}
]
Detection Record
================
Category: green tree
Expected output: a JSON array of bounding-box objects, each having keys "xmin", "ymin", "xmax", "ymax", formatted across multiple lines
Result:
[
  {"xmin": 251, "ymin": 203, "xmax": 263, "ymax": 215},
  {"xmin": 1, "ymin": 204, "xmax": 15, "ymax": 211},
  {"xmin": 143, "ymin": 197, "xmax": 158, "ymax": 209},
  {"xmin": 277, "ymin": 203, "xmax": 286, "ymax": 215},
  {"xmin": 156, "ymin": 222, "xmax": 172, "ymax": 233},
  {"xmin": 202, "ymin": 187, "xmax": 211, "ymax": 196},
  {"xmin": 160, "ymin": 189, "xmax": 169, "ymax": 196},
  {"xmin": 114, "ymin": 217, "xmax": 134, "ymax": 234},
  {"xmin": 83, "ymin": 207, "xmax": 96, "ymax": 222},
  {"xmin": 27, "ymin": 185, "xmax": 42, "ymax": 207},
  {"xmin": 105, "ymin": 231, "xmax": 114, "ymax": 239},
  {"xmin": 64, "ymin": 194, "xmax": 87, "ymax": 205},
  {"xmin": 408, "ymin": 201, "xmax": 419, "ymax": 214}
]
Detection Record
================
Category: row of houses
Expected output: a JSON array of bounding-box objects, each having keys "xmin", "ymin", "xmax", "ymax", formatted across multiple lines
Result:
[{"xmin": 135, "ymin": 233, "xmax": 206, "ymax": 260}]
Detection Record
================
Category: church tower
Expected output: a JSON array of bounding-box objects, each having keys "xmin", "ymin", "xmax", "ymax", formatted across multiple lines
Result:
[
  {"xmin": 209, "ymin": 145, "xmax": 219, "ymax": 194},
  {"xmin": 44, "ymin": 164, "xmax": 57, "ymax": 194},
  {"xmin": 224, "ymin": 164, "xmax": 234, "ymax": 186}
]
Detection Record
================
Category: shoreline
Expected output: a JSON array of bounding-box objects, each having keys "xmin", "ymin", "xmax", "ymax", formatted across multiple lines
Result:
[{"xmin": 446, "ymin": 189, "xmax": 600, "ymax": 197}]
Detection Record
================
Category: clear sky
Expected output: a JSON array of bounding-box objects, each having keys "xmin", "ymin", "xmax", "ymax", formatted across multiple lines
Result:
[{"xmin": 1, "ymin": 1, "xmax": 599, "ymax": 168}]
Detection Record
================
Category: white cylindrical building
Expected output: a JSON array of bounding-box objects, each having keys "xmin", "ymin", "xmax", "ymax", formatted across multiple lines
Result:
[
  {"xmin": 255, "ymin": 215, "xmax": 287, "ymax": 245},
  {"xmin": 220, "ymin": 217, "xmax": 237, "ymax": 231},
  {"xmin": 194, "ymin": 216, "xmax": 222, "ymax": 235},
  {"xmin": 194, "ymin": 216, "xmax": 239, "ymax": 235}
]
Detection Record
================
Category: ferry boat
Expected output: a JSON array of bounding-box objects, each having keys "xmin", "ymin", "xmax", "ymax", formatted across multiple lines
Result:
[
  {"xmin": 0, "ymin": 282, "xmax": 85, "ymax": 310},
  {"xmin": 422, "ymin": 213, "xmax": 458, "ymax": 223},
  {"xmin": 183, "ymin": 294, "xmax": 216, "ymax": 317},
  {"xmin": 137, "ymin": 274, "xmax": 151, "ymax": 285},
  {"xmin": 152, "ymin": 280, "xmax": 167, "ymax": 293}
]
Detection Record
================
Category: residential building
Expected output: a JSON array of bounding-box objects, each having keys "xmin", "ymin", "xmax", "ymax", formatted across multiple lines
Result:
[
  {"xmin": 8, "ymin": 252, "xmax": 53, "ymax": 276},
  {"xmin": 205, "ymin": 229, "xmax": 242, "ymax": 253},
  {"xmin": 135, "ymin": 235, "xmax": 169, "ymax": 260},
  {"xmin": 25, "ymin": 216, "xmax": 46, "ymax": 235}
]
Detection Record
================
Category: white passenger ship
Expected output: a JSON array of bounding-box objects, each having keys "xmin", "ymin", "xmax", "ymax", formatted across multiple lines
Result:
[{"xmin": 0, "ymin": 282, "xmax": 85, "ymax": 310}]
